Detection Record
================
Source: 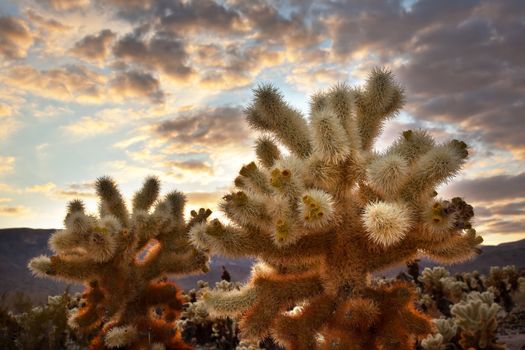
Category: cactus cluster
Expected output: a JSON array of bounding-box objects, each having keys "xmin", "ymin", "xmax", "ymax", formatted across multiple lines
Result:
[
  {"xmin": 189, "ymin": 68, "xmax": 483, "ymax": 349},
  {"xmin": 28, "ymin": 177, "xmax": 210, "ymax": 349},
  {"xmin": 179, "ymin": 279, "xmax": 242, "ymax": 348},
  {"xmin": 422, "ymin": 291, "xmax": 507, "ymax": 350},
  {"xmin": 416, "ymin": 264, "xmax": 525, "ymax": 350},
  {"xmin": 24, "ymin": 67, "xmax": 488, "ymax": 349}
]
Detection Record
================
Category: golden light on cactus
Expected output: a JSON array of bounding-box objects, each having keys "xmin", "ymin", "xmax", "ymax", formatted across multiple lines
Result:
[
  {"xmin": 362, "ymin": 201, "xmax": 411, "ymax": 247},
  {"xmin": 28, "ymin": 176, "xmax": 210, "ymax": 349},
  {"xmin": 189, "ymin": 67, "xmax": 483, "ymax": 349}
]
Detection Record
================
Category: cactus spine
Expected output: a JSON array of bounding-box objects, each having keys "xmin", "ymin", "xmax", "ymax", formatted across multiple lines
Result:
[
  {"xmin": 29, "ymin": 176, "xmax": 211, "ymax": 349},
  {"xmin": 190, "ymin": 68, "xmax": 483, "ymax": 349}
]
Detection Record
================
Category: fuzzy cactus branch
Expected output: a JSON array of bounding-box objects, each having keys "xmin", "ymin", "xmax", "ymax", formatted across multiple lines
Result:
[
  {"xmin": 29, "ymin": 176, "xmax": 210, "ymax": 349},
  {"xmin": 190, "ymin": 68, "xmax": 482, "ymax": 349}
]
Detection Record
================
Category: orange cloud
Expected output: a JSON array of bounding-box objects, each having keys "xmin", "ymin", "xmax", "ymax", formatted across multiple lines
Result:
[
  {"xmin": 0, "ymin": 156, "xmax": 15, "ymax": 173},
  {"xmin": 36, "ymin": 0, "xmax": 90, "ymax": 11},
  {"xmin": 25, "ymin": 10, "xmax": 71, "ymax": 33},
  {"xmin": 0, "ymin": 205, "xmax": 29, "ymax": 216},
  {"xmin": 0, "ymin": 16, "xmax": 33, "ymax": 59},
  {"xmin": 165, "ymin": 160, "xmax": 214, "ymax": 175},
  {"xmin": 6, "ymin": 64, "xmax": 105, "ymax": 103},
  {"xmin": 25, "ymin": 181, "xmax": 95, "ymax": 199}
]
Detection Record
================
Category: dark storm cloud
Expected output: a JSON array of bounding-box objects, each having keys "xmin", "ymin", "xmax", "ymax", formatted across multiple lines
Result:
[
  {"xmin": 72, "ymin": 29, "xmax": 116, "ymax": 62},
  {"xmin": 154, "ymin": 107, "xmax": 250, "ymax": 147},
  {"xmin": 0, "ymin": 16, "xmax": 33, "ymax": 59},
  {"xmin": 445, "ymin": 172, "xmax": 525, "ymax": 202},
  {"xmin": 112, "ymin": 32, "xmax": 193, "ymax": 82},
  {"xmin": 109, "ymin": 70, "xmax": 165, "ymax": 104}
]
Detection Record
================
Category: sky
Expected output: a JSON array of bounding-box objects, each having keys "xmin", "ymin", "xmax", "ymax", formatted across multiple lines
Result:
[{"xmin": 0, "ymin": 0, "xmax": 524, "ymax": 245}]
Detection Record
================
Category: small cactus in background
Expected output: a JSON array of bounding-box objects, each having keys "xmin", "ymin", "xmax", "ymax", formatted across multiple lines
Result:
[
  {"xmin": 28, "ymin": 176, "xmax": 211, "ymax": 349},
  {"xmin": 180, "ymin": 279, "xmax": 242, "ymax": 349},
  {"xmin": 451, "ymin": 291, "xmax": 506, "ymax": 349},
  {"xmin": 421, "ymin": 292, "xmax": 501, "ymax": 350},
  {"xmin": 485, "ymin": 265, "xmax": 525, "ymax": 312},
  {"xmin": 419, "ymin": 267, "xmax": 468, "ymax": 317},
  {"xmin": 190, "ymin": 68, "xmax": 483, "ymax": 349}
]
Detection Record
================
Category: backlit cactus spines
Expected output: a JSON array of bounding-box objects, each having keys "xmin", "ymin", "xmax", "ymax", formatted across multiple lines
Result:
[
  {"xmin": 29, "ymin": 176, "xmax": 211, "ymax": 349},
  {"xmin": 451, "ymin": 291, "xmax": 506, "ymax": 350},
  {"xmin": 190, "ymin": 68, "xmax": 483, "ymax": 349}
]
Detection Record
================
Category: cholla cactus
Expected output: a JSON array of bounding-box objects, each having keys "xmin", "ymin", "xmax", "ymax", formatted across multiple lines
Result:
[
  {"xmin": 189, "ymin": 68, "xmax": 483, "ymax": 349},
  {"xmin": 419, "ymin": 267, "xmax": 468, "ymax": 316},
  {"xmin": 461, "ymin": 270, "xmax": 485, "ymax": 292},
  {"xmin": 28, "ymin": 176, "xmax": 210, "ymax": 349},
  {"xmin": 180, "ymin": 280, "xmax": 243, "ymax": 348},
  {"xmin": 485, "ymin": 265, "xmax": 525, "ymax": 311},
  {"xmin": 451, "ymin": 291, "xmax": 506, "ymax": 349},
  {"xmin": 421, "ymin": 318, "xmax": 457, "ymax": 350}
]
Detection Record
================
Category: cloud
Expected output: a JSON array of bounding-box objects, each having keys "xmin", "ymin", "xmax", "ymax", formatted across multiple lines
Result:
[
  {"xmin": 113, "ymin": 33, "xmax": 193, "ymax": 82},
  {"xmin": 231, "ymin": 0, "xmax": 322, "ymax": 49},
  {"xmin": 53, "ymin": 181, "xmax": 96, "ymax": 199},
  {"xmin": 0, "ymin": 104, "xmax": 13, "ymax": 117},
  {"xmin": 0, "ymin": 16, "xmax": 33, "ymax": 59},
  {"xmin": 186, "ymin": 191, "xmax": 223, "ymax": 210},
  {"xmin": 0, "ymin": 205, "xmax": 29, "ymax": 216},
  {"xmin": 0, "ymin": 156, "xmax": 15, "ymax": 174},
  {"xmin": 25, "ymin": 181, "xmax": 95, "ymax": 198},
  {"xmin": 5, "ymin": 64, "xmax": 105, "ymax": 103},
  {"xmin": 488, "ymin": 201, "xmax": 525, "ymax": 216},
  {"xmin": 400, "ymin": 2, "xmax": 524, "ymax": 156},
  {"xmin": 63, "ymin": 107, "xmax": 147, "ymax": 138},
  {"xmin": 5, "ymin": 65, "xmax": 164, "ymax": 104},
  {"xmin": 25, "ymin": 10, "xmax": 71, "ymax": 33},
  {"xmin": 107, "ymin": 0, "xmax": 322, "ymax": 89},
  {"xmin": 468, "ymin": 198, "xmax": 525, "ymax": 238},
  {"xmin": 0, "ymin": 183, "xmax": 16, "ymax": 192},
  {"xmin": 153, "ymin": 106, "xmax": 251, "ymax": 150},
  {"xmin": 26, "ymin": 182, "xmax": 57, "ymax": 193},
  {"xmin": 155, "ymin": 0, "xmax": 243, "ymax": 34},
  {"xmin": 36, "ymin": 0, "xmax": 90, "ymax": 11},
  {"xmin": 195, "ymin": 43, "xmax": 285, "ymax": 89},
  {"xmin": 314, "ymin": 1, "xmax": 525, "ymax": 156},
  {"xmin": 72, "ymin": 29, "xmax": 116, "ymax": 62},
  {"xmin": 33, "ymin": 105, "xmax": 73, "ymax": 119},
  {"xmin": 485, "ymin": 220, "xmax": 525, "ymax": 234},
  {"xmin": 444, "ymin": 172, "xmax": 525, "ymax": 202},
  {"xmin": 108, "ymin": 70, "xmax": 165, "ymax": 104},
  {"xmin": 165, "ymin": 159, "xmax": 214, "ymax": 175}
]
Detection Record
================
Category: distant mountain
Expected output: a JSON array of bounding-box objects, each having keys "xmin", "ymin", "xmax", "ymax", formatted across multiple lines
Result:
[{"xmin": 0, "ymin": 228, "xmax": 524, "ymax": 305}]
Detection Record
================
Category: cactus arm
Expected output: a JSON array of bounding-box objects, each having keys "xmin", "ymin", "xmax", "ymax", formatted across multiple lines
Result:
[
  {"xmin": 421, "ymin": 229, "xmax": 483, "ymax": 264},
  {"xmin": 247, "ymin": 84, "xmax": 312, "ymax": 158},
  {"xmin": 28, "ymin": 255, "xmax": 99, "ymax": 282}
]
